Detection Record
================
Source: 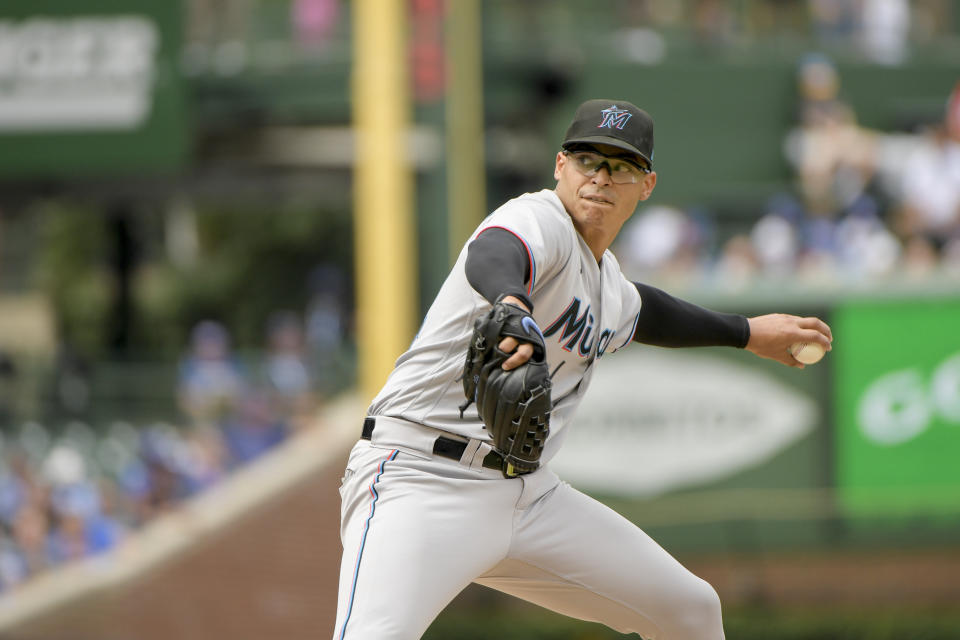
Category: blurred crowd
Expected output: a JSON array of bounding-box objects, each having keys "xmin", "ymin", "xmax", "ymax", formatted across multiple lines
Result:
[
  {"xmin": 0, "ymin": 295, "xmax": 348, "ymax": 593},
  {"xmin": 688, "ymin": 0, "xmax": 919, "ymax": 64},
  {"xmin": 184, "ymin": 0, "xmax": 953, "ymax": 75},
  {"xmin": 617, "ymin": 61, "xmax": 960, "ymax": 290}
]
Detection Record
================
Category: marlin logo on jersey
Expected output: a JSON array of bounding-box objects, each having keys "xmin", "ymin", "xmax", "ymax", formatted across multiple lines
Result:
[
  {"xmin": 545, "ymin": 298, "xmax": 623, "ymax": 358},
  {"xmin": 544, "ymin": 298, "xmax": 591, "ymax": 355},
  {"xmin": 598, "ymin": 105, "xmax": 632, "ymax": 130}
]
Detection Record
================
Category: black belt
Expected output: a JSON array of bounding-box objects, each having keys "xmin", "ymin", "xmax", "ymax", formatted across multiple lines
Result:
[{"xmin": 362, "ymin": 417, "xmax": 504, "ymax": 472}]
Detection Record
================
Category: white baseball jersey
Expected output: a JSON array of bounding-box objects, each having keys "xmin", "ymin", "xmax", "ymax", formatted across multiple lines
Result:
[{"xmin": 369, "ymin": 189, "xmax": 644, "ymax": 463}]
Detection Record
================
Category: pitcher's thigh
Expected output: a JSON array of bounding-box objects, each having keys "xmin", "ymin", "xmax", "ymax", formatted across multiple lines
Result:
[
  {"xmin": 333, "ymin": 446, "xmax": 515, "ymax": 639},
  {"xmin": 334, "ymin": 512, "xmax": 473, "ymax": 639},
  {"xmin": 481, "ymin": 482, "xmax": 724, "ymax": 640}
]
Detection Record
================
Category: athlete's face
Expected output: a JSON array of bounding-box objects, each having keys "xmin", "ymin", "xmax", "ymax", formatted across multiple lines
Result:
[{"xmin": 554, "ymin": 143, "xmax": 657, "ymax": 254}]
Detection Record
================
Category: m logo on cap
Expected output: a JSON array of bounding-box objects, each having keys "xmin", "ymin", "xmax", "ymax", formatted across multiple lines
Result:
[{"xmin": 598, "ymin": 105, "xmax": 632, "ymax": 130}]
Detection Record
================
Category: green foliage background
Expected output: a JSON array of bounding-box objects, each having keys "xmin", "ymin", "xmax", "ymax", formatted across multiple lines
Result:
[{"xmin": 34, "ymin": 201, "xmax": 353, "ymax": 359}]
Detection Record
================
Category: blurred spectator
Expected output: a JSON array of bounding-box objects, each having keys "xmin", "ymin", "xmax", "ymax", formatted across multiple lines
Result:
[
  {"xmin": 714, "ymin": 234, "xmax": 761, "ymax": 290},
  {"xmin": 796, "ymin": 213, "xmax": 842, "ymax": 283},
  {"xmin": 750, "ymin": 194, "xmax": 804, "ymax": 277},
  {"xmin": 889, "ymin": 85, "xmax": 960, "ymax": 254},
  {"xmin": 46, "ymin": 479, "xmax": 124, "ymax": 565},
  {"xmin": 5, "ymin": 441, "xmax": 44, "ymax": 507},
  {"xmin": 135, "ymin": 424, "xmax": 208, "ymax": 518},
  {"xmin": 810, "ymin": 0, "xmax": 911, "ymax": 64},
  {"xmin": 179, "ymin": 427, "xmax": 228, "ymax": 494},
  {"xmin": 0, "ymin": 464, "xmax": 29, "ymax": 532},
  {"xmin": 264, "ymin": 311, "xmax": 316, "ymax": 431},
  {"xmin": 219, "ymin": 391, "xmax": 289, "ymax": 467},
  {"xmin": 892, "ymin": 123, "xmax": 960, "ymax": 245},
  {"xmin": 42, "ymin": 444, "xmax": 87, "ymax": 488},
  {"xmin": 858, "ymin": 0, "xmax": 910, "ymax": 65},
  {"xmin": 0, "ymin": 504, "xmax": 52, "ymax": 590},
  {"xmin": 617, "ymin": 205, "xmax": 711, "ymax": 284},
  {"xmin": 43, "ymin": 445, "xmax": 125, "ymax": 562},
  {"xmin": 177, "ymin": 320, "xmax": 247, "ymax": 431},
  {"xmin": 834, "ymin": 195, "xmax": 901, "ymax": 279},
  {"xmin": 305, "ymin": 265, "xmax": 349, "ymax": 393},
  {"xmin": 794, "ymin": 51, "xmax": 841, "ymax": 116},
  {"xmin": 620, "ymin": 205, "xmax": 685, "ymax": 275},
  {"xmin": 784, "ymin": 55, "xmax": 879, "ymax": 217}
]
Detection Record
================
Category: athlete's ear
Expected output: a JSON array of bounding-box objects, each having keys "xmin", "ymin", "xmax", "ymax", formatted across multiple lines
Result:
[
  {"xmin": 638, "ymin": 171, "xmax": 657, "ymax": 201},
  {"xmin": 554, "ymin": 151, "xmax": 565, "ymax": 181}
]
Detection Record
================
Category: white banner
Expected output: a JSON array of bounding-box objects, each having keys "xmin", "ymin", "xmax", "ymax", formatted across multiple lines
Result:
[{"xmin": 551, "ymin": 348, "xmax": 818, "ymax": 496}]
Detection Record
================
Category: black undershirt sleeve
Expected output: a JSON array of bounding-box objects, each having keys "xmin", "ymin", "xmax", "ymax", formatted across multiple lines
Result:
[
  {"xmin": 465, "ymin": 227, "xmax": 533, "ymax": 310},
  {"xmin": 632, "ymin": 282, "xmax": 750, "ymax": 348}
]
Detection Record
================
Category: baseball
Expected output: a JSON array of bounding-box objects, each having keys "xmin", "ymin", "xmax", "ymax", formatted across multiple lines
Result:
[{"xmin": 790, "ymin": 342, "xmax": 825, "ymax": 365}]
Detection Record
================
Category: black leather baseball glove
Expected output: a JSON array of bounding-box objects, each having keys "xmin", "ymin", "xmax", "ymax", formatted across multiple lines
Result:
[{"xmin": 459, "ymin": 296, "xmax": 552, "ymax": 477}]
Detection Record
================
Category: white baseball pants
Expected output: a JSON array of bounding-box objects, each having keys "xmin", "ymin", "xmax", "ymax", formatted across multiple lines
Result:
[{"xmin": 333, "ymin": 421, "xmax": 724, "ymax": 640}]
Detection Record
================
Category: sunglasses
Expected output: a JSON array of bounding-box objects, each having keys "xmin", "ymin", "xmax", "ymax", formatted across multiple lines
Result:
[{"xmin": 562, "ymin": 149, "xmax": 651, "ymax": 184}]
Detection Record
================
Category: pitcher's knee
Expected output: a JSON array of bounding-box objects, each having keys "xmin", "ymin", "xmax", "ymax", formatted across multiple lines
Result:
[{"xmin": 668, "ymin": 577, "xmax": 724, "ymax": 640}]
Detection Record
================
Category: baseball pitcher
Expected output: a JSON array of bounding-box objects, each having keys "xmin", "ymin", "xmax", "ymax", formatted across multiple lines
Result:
[{"xmin": 333, "ymin": 99, "xmax": 833, "ymax": 639}]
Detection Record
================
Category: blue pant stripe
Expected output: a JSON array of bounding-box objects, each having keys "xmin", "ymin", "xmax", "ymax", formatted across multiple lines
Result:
[{"xmin": 337, "ymin": 448, "xmax": 399, "ymax": 639}]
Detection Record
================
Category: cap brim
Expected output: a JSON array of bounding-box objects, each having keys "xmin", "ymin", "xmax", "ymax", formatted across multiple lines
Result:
[{"xmin": 562, "ymin": 135, "xmax": 652, "ymax": 167}]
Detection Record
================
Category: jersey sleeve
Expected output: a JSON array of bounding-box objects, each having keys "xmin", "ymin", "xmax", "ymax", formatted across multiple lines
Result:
[
  {"xmin": 465, "ymin": 228, "xmax": 533, "ymax": 310},
  {"xmin": 471, "ymin": 193, "xmax": 575, "ymax": 299}
]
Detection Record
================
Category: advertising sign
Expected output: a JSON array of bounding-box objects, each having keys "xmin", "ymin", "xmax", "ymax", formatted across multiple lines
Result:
[
  {"xmin": 834, "ymin": 298, "xmax": 960, "ymax": 515},
  {"xmin": 551, "ymin": 347, "xmax": 820, "ymax": 497},
  {"xmin": 0, "ymin": 0, "xmax": 187, "ymax": 176}
]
